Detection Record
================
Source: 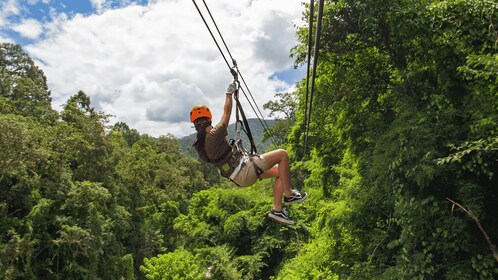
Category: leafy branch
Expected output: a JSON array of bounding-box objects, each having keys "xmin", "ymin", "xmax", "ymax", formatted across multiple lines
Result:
[
  {"xmin": 437, "ymin": 137, "xmax": 498, "ymax": 178},
  {"xmin": 438, "ymin": 137, "xmax": 498, "ymax": 164}
]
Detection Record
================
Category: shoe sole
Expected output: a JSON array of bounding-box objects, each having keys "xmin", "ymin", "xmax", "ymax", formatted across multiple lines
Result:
[
  {"xmin": 283, "ymin": 193, "xmax": 308, "ymax": 205},
  {"xmin": 268, "ymin": 213, "xmax": 294, "ymax": 226}
]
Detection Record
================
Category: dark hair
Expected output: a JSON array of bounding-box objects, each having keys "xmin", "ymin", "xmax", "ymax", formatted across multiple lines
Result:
[{"xmin": 192, "ymin": 117, "xmax": 212, "ymax": 162}]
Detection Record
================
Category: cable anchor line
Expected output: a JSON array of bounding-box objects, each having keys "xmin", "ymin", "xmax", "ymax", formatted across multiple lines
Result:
[
  {"xmin": 303, "ymin": 0, "xmax": 325, "ymax": 157},
  {"xmin": 303, "ymin": 0, "xmax": 315, "ymax": 144}
]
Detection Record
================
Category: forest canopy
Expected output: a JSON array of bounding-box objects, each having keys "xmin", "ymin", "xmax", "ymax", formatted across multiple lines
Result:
[{"xmin": 1, "ymin": 0, "xmax": 498, "ymax": 279}]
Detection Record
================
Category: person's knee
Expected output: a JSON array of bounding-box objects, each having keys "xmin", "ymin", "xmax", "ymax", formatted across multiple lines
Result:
[{"xmin": 276, "ymin": 148, "xmax": 288, "ymax": 161}]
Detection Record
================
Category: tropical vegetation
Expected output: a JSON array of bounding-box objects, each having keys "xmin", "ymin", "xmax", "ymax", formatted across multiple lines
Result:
[{"xmin": 1, "ymin": 0, "xmax": 497, "ymax": 279}]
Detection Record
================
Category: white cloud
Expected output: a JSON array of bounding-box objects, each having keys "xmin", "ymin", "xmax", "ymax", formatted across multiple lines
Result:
[
  {"xmin": 12, "ymin": 18, "xmax": 43, "ymax": 39},
  {"xmin": 0, "ymin": 34, "xmax": 15, "ymax": 44},
  {"xmin": 26, "ymin": 0, "xmax": 51, "ymax": 5},
  {"xmin": 24, "ymin": 0, "xmax": 304, "ymax": 137},
  {"xmin": 90, "ymin": 0, "xmax": 139, "ymax": 14},
  {"xmin": 0, "ymin": 0, "xmax": 21, "ymax": 27},
  {"xmin": 89, "ymin": 0, "xmax": 107, "ymax": 14}
]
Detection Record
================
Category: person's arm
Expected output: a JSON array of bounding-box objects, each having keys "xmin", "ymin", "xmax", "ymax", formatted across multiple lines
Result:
[{"xmin": 220, "ymin": 82, "xmax": 236, "ymax": 127}]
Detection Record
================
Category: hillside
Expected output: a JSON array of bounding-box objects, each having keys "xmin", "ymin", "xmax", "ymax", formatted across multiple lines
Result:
[{"xmin": 179, "ymin": 118, "xmax": 276, "ymax": 158}]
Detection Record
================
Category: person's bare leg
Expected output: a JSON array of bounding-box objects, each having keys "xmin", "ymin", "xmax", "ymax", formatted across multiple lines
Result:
[
  {"xmin": 260, "ymin": 166, "xmax": 284, "ymax": 211},
  {"xmin": 260, "ymin": 149, "xmax": 293, "ymax": 211},
  {"xmin": 260, "ymin": 149, "xmax": 292, "ymax": 193}
]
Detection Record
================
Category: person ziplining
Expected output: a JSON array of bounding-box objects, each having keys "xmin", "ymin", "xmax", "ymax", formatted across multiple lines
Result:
[
  {"xmin": 189, "ymin": 81, "xmax": 307, "ymax": 226},
  {"xmin": 190, "ymin": 0, "xmax": 309, "ymax": 225}
]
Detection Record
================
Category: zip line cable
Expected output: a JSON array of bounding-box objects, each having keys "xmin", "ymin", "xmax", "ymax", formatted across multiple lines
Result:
[
  {"xmin": 191, "ymin": 0, "xmax": 231, "ymax": 69},
  {"xmin": 200, "ymin": 0, "xmax": 234, "ymax": 64},
  {"xmin": 192, "ymin": 0, "xmax": 277, "ymax": 148},
  {"xmin": 198, "ymin": 0, "xmax": 276, "ymax": 147},
  {"xmin": 303, "ymin": 0, "xmax": 325, "ymax": 156},
  {"xmin": 303, "ymin": 0, "xmax": 315, "ymax": 156},
  {"xmin": 236, "ymin": 72, "xmax": 277, "ymax": 145},
  {"xmin": 193, "ymin": 0, "xmax": 264, "ymax": 153}
]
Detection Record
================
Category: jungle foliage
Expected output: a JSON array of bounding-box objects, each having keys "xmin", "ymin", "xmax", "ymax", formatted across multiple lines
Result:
[
  {"xmin": 0, "ymin": 42, "xmax": 222, "ymax": 279},
  {"xmin": 282, "ymin": 0, "xmax": 498, "ymax": 278},
  {"xmin": 1, "ymin": 0, "xmax": 498, "ymax": 279}
]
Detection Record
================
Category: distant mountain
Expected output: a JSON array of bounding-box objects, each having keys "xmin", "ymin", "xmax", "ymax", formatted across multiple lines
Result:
[{"xmin": 179, "ymin": 118, "xmax": 276, "ymax": 158}]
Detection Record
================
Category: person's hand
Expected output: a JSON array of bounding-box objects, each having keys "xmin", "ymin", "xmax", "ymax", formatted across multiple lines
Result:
[{"xmin": 226, "ymin": 82, "xmax": 237, "ymax": 95}]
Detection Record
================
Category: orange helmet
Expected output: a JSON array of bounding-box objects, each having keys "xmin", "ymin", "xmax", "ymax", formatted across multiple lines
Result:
[{"xmin": 190, "ymin": 105, "xmax": 212, "ymax": 123}]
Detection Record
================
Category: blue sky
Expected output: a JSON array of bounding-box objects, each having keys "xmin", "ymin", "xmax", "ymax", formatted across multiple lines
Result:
[
  {"xmin": 1, "ymin": 0, "xmax": 305, "ymax": 137},
  {"xmin": 2, "ymin": 0, "xmax": 149, "ymax": 44}
]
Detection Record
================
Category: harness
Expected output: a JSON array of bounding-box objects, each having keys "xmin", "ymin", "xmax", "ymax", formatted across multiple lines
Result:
[
  {"xmin": 229, "ymin": 64, "xmax": 265, "ymax": 182},
  {"xmin": 217, "ymin": 139, "xmax": 264, "ymax": 185},
  {"xmin": 206, "ymin": 140, "xmax": 240, "ymax": 178}
]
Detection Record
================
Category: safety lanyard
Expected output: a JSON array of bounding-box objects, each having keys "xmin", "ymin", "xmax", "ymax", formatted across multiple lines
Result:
[{"xmin": 231, "ymin": 62, "xmax": 258, "ymax": 155}]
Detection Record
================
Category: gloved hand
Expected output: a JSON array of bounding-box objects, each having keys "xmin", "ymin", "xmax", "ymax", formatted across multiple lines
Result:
[{"xmin": 226, "ymin": 82, "xmax": 237, "ymax": 94}]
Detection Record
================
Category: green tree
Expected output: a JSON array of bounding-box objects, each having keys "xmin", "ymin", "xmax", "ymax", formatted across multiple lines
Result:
[
  {"xmin": 0, "ymin": 43, "xmax": 57, "ymax": 124},
  {"xmin": 263, "ymin": 92, "xmax": 298, "ymax": 147},
  {"xmin": 61, "ymin": 90, "xmax": 111, "ymax": 182},
  {"xmin": 141, "ymin": 249, "xmax": 204, "ymax": 280},
  {"xmin": 283, "ymin": 0, "xmax": 498, "ymax": 278},
  {"xmin": 112, "ymin": 121, "xmax": 141, "ymax": 147}
]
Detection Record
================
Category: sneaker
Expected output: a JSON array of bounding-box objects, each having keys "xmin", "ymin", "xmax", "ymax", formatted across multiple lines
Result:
[
  {"xmin": 283, "ymin": 189, "xmax": 308, "ymax": 205},
  {"xmin": 268, "ymin": 208, "xmax": 294, "ymax": 226}
]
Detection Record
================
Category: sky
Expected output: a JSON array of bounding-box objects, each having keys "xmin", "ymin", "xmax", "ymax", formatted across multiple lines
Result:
[{"xmin": 0, "ymin": 0, "xmax": 306, "ymax": 137}]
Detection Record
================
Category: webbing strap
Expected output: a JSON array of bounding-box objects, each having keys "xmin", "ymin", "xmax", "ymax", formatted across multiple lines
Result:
[
  {"xmin": 233, "ymin": 82, "xmax": 258, "ymax": 154},
  {"xmin": 207, "ymin": 145, "xmax": 232, "ymax": 165}
]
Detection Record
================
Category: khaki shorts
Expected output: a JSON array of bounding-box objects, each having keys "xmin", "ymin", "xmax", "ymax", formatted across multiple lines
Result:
[{"xmin": 231, "ymin": 155, "xmax": 271, "ymax": 187}]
